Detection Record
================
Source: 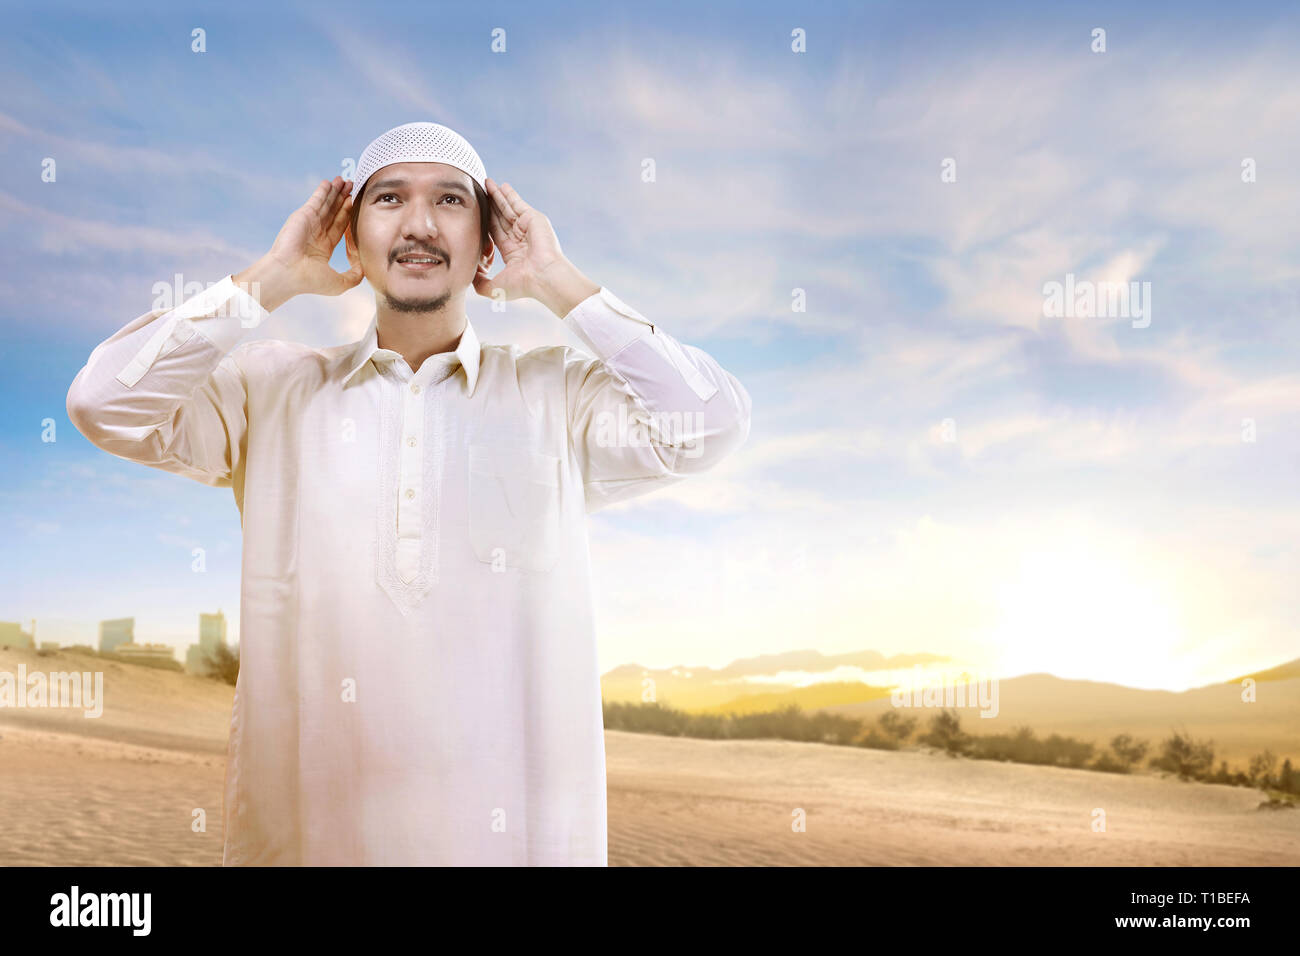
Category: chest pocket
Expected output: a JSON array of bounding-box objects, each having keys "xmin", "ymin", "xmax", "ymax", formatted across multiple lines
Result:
[{"xmin": 468, "ymin": 444, "xmax": 562, "ymax": 572}]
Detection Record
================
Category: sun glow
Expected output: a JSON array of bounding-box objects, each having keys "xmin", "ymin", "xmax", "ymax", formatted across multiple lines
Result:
[{"xmin": 988, "ymin": 522, "xmax": 1185, "ymax": 689}]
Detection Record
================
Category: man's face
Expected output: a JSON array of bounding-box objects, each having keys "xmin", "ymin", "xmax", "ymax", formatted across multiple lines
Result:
[{"xmin": 353, "ymin": 161, "xmax": 489, "ymax": 314}]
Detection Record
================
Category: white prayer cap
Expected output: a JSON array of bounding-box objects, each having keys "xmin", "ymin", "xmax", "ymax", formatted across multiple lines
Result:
[{"xmin": 350, "ymin": 122, "xmax": 487, "ymax": 201}]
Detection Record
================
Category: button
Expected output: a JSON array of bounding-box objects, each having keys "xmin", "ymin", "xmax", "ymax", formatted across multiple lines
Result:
[
  {"xmin": 410, "ymin": 384, "xmax": 421, "ymax": 394},
  {"xmin": 406, "ymin": 436, "xmax": 417, "ymax": 447},
  {"xmin": 405, "ymin": 488, "xmax": 415, "ymax": 499}
]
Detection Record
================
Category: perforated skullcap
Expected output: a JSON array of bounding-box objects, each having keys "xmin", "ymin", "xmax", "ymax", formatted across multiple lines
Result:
[{"xmin": 350, "ymin": 122, "xmax": 487, "ymax": 201}]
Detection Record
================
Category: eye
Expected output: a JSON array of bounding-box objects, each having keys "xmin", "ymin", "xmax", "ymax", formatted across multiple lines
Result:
[
  {"xmin": 442, "ymin": 195, "xmax": 463, "ymax": 204},
  {"xmin": 377, "ymin": 193, "xmax": 398, "ymax": 203}
]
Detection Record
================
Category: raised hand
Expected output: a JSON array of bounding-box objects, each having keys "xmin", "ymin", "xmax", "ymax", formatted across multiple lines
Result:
[
  {"xmin": 473, "ymin": 177, "xmax": 567, "ymax": 303},
  {"xmin": 270, "ymin": 176, "xmax": 364, "ymax": 296},
  {"xmin": 254, "ymin": 176, "xmax": 364, "ymax": 304}
]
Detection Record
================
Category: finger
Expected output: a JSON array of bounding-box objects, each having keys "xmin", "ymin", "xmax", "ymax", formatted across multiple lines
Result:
[
  {"xmin": 496, "ymin": 180, "xmax": 527, "ymax": 217},
  {"xmin": 325, "ymin": 193, "xmax": 351, "ymax": 243},
  {"xmin": 309, "ymin": 179, "xmax": 345, "ymax": 231},
  {"xmin": 511, "ymin": 208, "xmax": 533, "ymax": 241},
  {"xmin": 485, "ymin": 179, "xmax": 513, "ymax": 241},
  {"xmin": 305, "ymin": 179, "xmax": 333, "ymax": 220},
  {"xmin": 487, "ymin": 202, "xmax": 510, "ymax": 246},
  {"xmin": 321, "ymin": 176, "xmax": 347, "ymax": 216},
  {"xmin": 328, "ymin": 178, "xmax": 348, "ymax": 215},
  {"xmin": 488, "ymin": 184, "xmax": 520, "ymax": 236},
  {"xmin": 497, "ymin": 183, "xmax": 532, "ymax": 240},
  {"xmin": 500, "ymin": 183, "xmax": 532, "ymax": 239},
  {"xmin": 487, "ymin": 177, "xmax": 522, "ymax": 227}
]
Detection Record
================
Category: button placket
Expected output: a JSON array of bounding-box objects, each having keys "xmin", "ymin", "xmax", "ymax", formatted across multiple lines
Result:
[
  {"xmin": 394, "ymin": 366, "xmax": 434, "ymax": 584},
  {"xmin": 374, "ymin": 352, "xmax": 457, "ymax": 613}
]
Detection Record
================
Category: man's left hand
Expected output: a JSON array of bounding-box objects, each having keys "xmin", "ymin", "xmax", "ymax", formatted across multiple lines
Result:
[{"xmin": 475, "ymin": 177, "xmax": 599, "ymax": 316}]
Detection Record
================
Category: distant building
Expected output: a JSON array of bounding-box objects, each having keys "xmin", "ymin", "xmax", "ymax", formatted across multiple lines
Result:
[
  {"xmin": 99, "ymin": 618, "xmax": 134, "ymax": 654},
  {"xmin": 114, "ymin": 642, "xmax": 177, "ymax": 664},
  {"xmin": 186, "ymin": 610, "xmax": 229, "ymax": 675},
  {"xmin": 200, "ymin": 611, "xmax": 227, "ymax": 654},
  {"xmin": 0, "ymin": 621, "xmax": 35, "ymax": 650}
]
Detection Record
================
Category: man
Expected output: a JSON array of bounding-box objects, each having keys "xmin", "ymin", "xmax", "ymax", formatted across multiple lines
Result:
[{"xmin": 65, "ymin": 121, "xmax": 752, "ymax": 866}]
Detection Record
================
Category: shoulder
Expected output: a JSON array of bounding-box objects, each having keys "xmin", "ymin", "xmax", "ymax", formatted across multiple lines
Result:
[
  {"xmin": 226, "ymin": 336, "xmax": 351, "ymax": 380},
  {"xmin": 480, "ymin": 341, "xmax": 592, "ymax": 373},
  {"xmin": 478, "ymin": 341, "xmax": 599, "ymax": 390}
]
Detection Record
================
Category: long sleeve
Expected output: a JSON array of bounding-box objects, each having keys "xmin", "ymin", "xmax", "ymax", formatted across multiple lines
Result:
[
  {"xmin": 65, "ymin": 274, "xmax": 270, "ymax": 488},
  {"xmin": 562, "ymin": 286, "xmax": 751, "ymax": 513}
]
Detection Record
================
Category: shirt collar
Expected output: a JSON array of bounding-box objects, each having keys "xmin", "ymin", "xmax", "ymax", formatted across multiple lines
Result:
[{"xmin": 342, "ymin": 312, "xmax": 481, "ymax": 396}]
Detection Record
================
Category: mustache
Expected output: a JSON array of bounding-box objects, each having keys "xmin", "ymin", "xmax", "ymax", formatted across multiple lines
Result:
[{"xmin": 391, "ymin": 245, "xmax": 449, "ymax": 261}]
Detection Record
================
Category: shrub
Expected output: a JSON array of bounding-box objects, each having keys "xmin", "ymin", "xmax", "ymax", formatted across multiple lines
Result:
[
  {"xmin": 878, "ymin": 709, "xmax": 918, "ymax": 744},
  {"xmin": 1149, "ymin": 728, "xmax": 1215, "ymax": 781},
  {"xmin": 918, "ymin": 709, "xmax": 970, "ymax": 757},
  {"xmin": 857, "ymin": 728, "xmax": 900, "ymax": 750},
  {"xmin": 1248, "ymin": 750, "xmax": 1277, "ymax": 788},
  {"xmin": 204, "ymin": 643, "xmax": 240, "ymax": 686}
]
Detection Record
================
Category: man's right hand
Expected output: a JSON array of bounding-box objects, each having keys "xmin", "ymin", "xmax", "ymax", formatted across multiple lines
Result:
[{"xmin": 234, "ymin": 176, "xmax": 364, "ymax": 313}]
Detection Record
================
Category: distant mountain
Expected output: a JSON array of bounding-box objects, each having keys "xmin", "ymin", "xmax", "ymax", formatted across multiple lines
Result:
[
  {"xmin": 601, "ymin": 649, "xmax": 1300, "ymax": 767},
  {"xmin": 693, "ymin": 681, "xmax": 896, "ymax": 715},
  {"xmin": 601, "ymin": 648, "xmax": 951, "ymax": 711},
  {"xmin": 1231, "ymin": 657, "xmax": 1300, "ymax": 685}
]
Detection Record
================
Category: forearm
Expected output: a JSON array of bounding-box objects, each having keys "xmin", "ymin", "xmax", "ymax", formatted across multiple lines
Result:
[
  {"xmin": 533, "ymin": 258, "xmax": 601, "ymax": 319},
  {"xmin": 232, "ymin": 255, "xmax": 299, "ymax": 315}
]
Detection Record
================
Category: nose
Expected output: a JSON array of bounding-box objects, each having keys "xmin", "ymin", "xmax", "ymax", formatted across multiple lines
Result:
[{"xmin": 400, "ymin": 198, "xmax": 439, "ymax": 244}]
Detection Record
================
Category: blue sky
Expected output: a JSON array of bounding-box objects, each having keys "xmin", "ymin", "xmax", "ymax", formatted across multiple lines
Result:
[{"xmin": 2, "ymin": 0, "xmax": 1298, "ymax": 690}]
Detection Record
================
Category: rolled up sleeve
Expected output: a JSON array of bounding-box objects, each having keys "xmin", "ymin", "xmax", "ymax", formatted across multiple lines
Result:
[
  {"xmin": 65, "ymin": 275, "xmax": 270, "ymax": 488},
  {"xmin": 562, "ymin": 287, "xmax": 751, "ymax": 512}
]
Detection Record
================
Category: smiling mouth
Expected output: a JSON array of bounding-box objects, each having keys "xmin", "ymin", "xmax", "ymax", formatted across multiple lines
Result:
[{"xmin": 394, "ymin": 255, "xmax": 444, "ymax": 271}]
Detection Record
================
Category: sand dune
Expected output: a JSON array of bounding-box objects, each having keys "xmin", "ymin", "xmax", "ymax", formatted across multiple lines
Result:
[
  {"xmin": 0, "ymin": 725, "xmax": 226, "ymax": 866},
  {"xmin": 0, "ymin": 647, "xmax": 232, "ymax": 752},
  {"xmin": 1, "ymin": 646, "xmax": 1295, "ymax": 866},
  {"xmin": 604, "ymin": 731, "xmax": 1299, "ymax": 866}
]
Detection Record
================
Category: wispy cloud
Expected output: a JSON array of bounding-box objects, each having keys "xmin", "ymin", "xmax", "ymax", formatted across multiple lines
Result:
[{"xmin": 3, "ymin": 4, "xmax": 1299, "ymax": 688}]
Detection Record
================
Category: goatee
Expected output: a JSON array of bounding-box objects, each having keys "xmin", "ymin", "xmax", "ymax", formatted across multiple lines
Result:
[{"xmin": 384, "ymin": 289, "xmax": 453, "ymax": 314}]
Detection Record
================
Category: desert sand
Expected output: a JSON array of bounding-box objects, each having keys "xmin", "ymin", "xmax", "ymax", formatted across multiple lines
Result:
[
  {"xmin": 1, "ymin": 646, "xmax": 1296, "ymax": 866},
  {"xmin": 603, "ymin": 731, "xmax": 1299, "ymax": 865}
]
